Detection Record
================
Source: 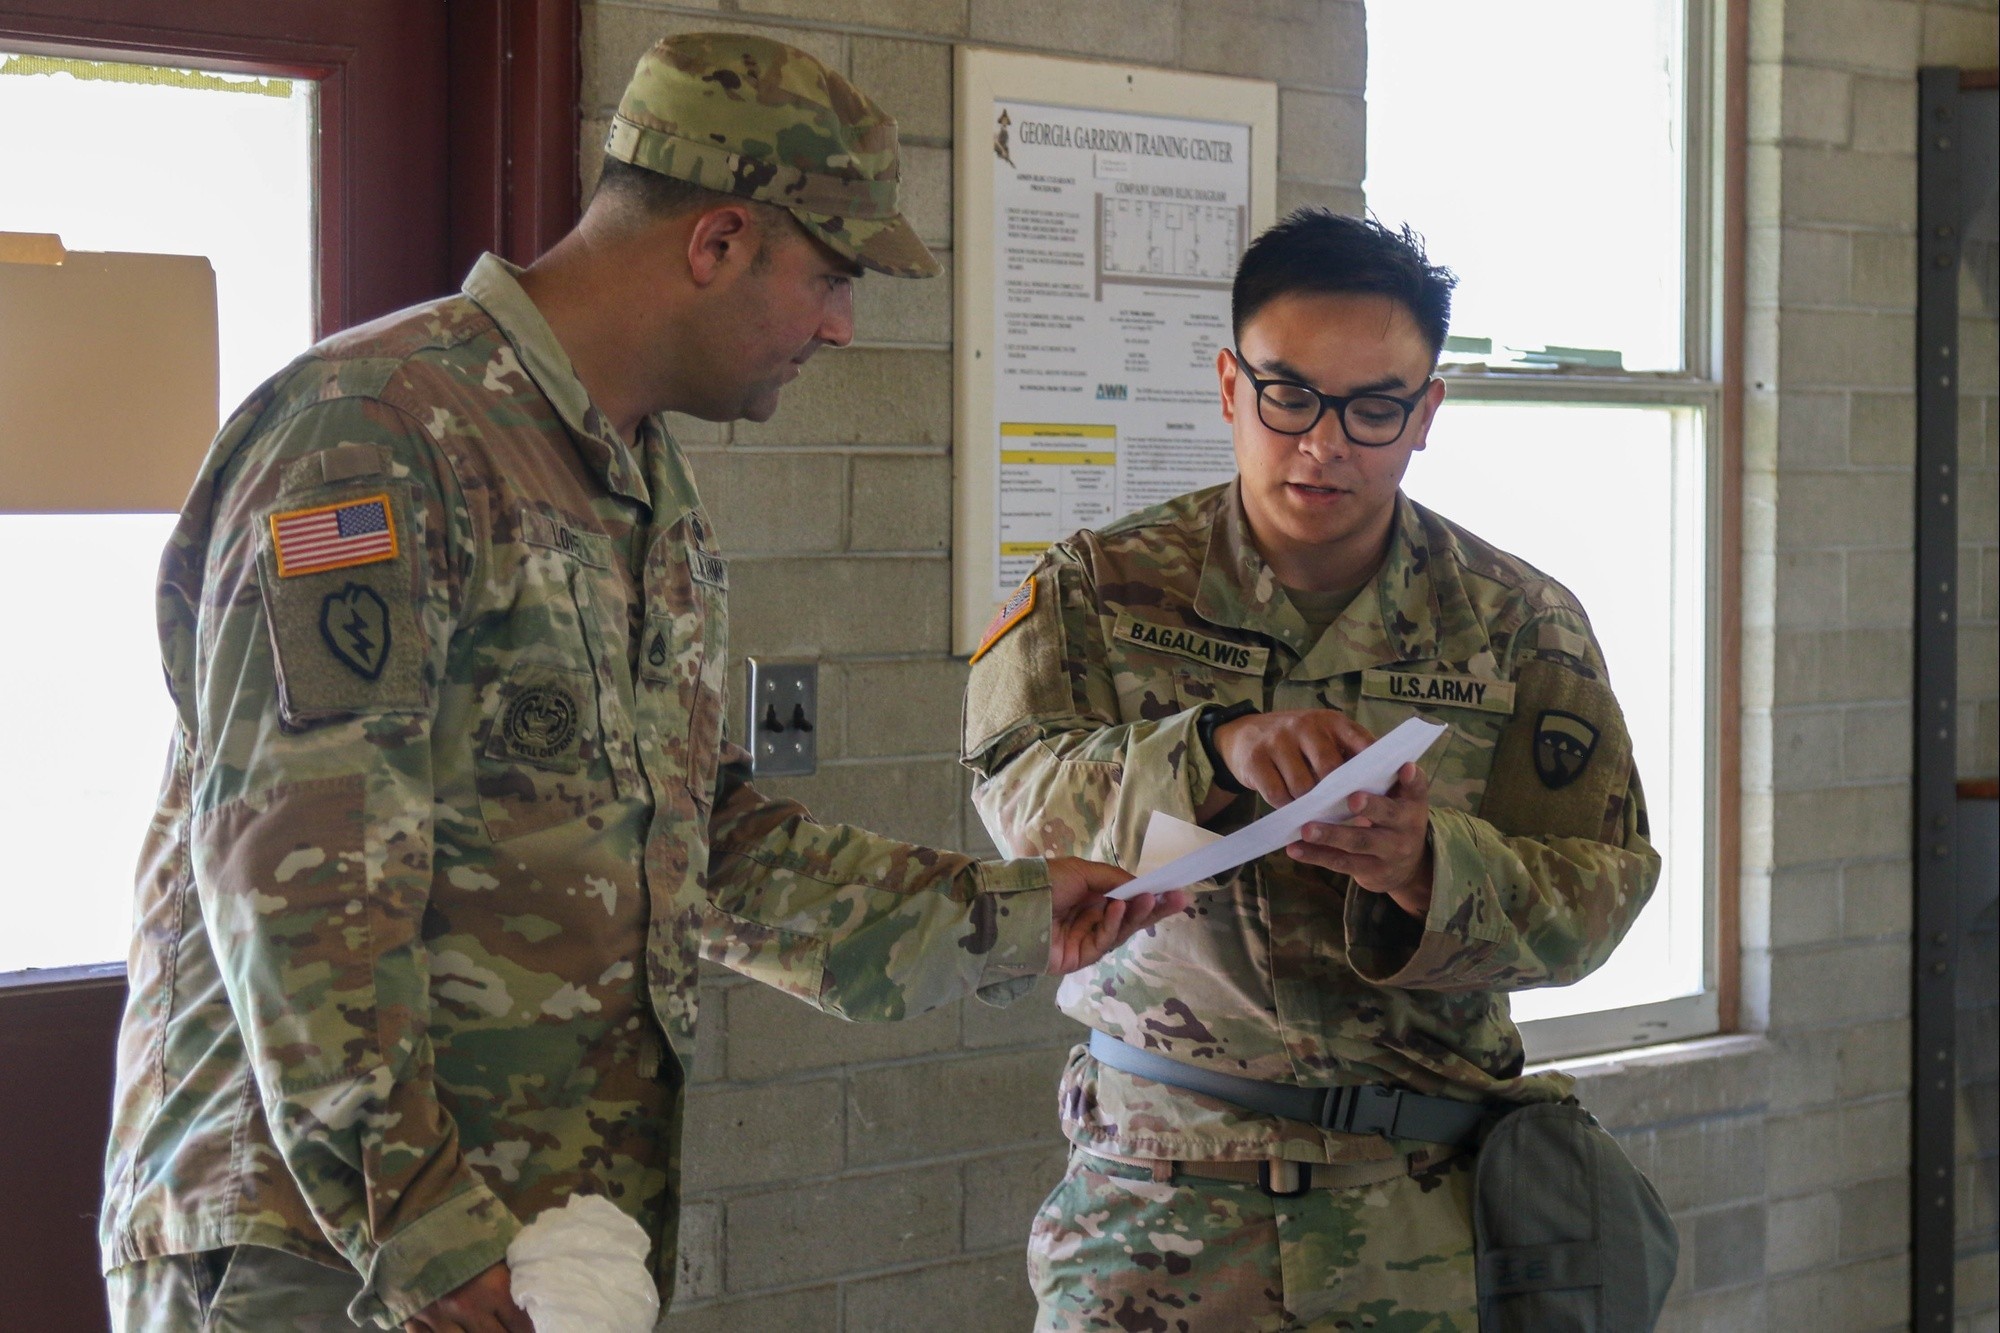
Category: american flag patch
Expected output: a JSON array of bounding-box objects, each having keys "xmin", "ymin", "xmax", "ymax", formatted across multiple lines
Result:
[
  {"xmin": 969, "ymin": 576, "xmax": 1036, "ymax": 664},
  {"xmin": 269, "ymin": 493, "xmax": 399, "ymax": 578}
]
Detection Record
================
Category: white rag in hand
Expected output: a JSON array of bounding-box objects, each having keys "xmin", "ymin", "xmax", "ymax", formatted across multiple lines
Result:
[{"xmin": 506, "ymin": 1194, "xmax": 660, "ymax": 1333}]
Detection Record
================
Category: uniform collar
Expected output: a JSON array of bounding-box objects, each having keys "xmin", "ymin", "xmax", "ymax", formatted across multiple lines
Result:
[
  {"xmin": 1195, "ymin": 487, "xmax": 1454, "ymax": 679},
  {"xmin": 461, "ymin": 253, "xmax": 654, "ymax": 510}
]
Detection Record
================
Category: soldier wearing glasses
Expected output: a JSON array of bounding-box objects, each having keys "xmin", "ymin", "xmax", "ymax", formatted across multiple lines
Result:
[{"xmin": 961, "ymin": 210, "xmax": 1660, "ymax": 1330}]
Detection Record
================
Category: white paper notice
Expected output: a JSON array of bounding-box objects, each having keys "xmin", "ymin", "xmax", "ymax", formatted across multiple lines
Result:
[
  {"xmin": 1108, "ymin": 717, "xmax": 1449, "ymax": 900},
  {"xmin": 1132, "ymin": 810, "xmax": 1225, "ymax": 887},
  {"xmin": 988, "ymin": 100, "xmax": 1251, "ymax": 597}
]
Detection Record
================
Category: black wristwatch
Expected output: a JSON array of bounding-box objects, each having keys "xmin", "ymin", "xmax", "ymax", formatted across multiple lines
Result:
[{"xmin": 1195, "ymin": 700, "xmax": 1259, "ymax": 795}]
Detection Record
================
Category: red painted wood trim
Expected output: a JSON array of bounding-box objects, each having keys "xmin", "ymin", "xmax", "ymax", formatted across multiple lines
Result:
[
  {"xmin": 447, "ymin": 0, "xmax": 581, "ymax": 277},
  {"xmin": 0, "ymin": 0, "xmax": 451, "ymax": 335},
  {"xmin": 1716, "ymin": 0, "xmax": 1748, "ymax": 1035}
]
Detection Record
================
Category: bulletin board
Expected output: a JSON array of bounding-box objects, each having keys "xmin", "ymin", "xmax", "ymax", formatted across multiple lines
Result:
[{"xmin": 952, "ymin": 48, "xmax": 1277, "ymax": 654}]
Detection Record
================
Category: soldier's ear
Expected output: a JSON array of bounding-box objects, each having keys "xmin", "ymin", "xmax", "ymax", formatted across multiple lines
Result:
[
  {"xmin": 1217, "ymin": 347, "xmax": 1239, "ymax": 423},
  {"xmin": 1408, "ymin": 375, "xmax": 1447, "ymax": 452},
  {"xmin": 685, "ymin": 203, "xmax": 762, "ymax": 287}
]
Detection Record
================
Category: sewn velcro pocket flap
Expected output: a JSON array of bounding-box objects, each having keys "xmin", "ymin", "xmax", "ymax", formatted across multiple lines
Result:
[{"xmin": 483, "ymin": 662, "xmax": 595, "ymax": 774}]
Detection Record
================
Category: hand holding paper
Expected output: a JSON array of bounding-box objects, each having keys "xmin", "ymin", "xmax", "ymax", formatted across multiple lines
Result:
[{"xmin": 1109, "ymin": 716, "xmax": 1448, "ymax": 900}]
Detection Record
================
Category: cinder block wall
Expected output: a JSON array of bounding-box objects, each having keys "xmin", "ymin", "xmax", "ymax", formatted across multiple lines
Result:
[
  {"xmin": 1739, "ymin": 1, "xmax": 1999, "ymax": 1328},
  {"xmin": 571, "ymin": 2, "xmax": 2000, "ymax": 1328},
  {"xmin": 579, "ymin": 3, "xmax": 1365, "ymax": 1327}
]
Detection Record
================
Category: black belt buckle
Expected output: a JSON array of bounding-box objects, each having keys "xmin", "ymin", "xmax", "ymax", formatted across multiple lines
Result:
[{"xmin": 1332, "ymin": 1085, "xmax": 1402, "ymax": 1138}]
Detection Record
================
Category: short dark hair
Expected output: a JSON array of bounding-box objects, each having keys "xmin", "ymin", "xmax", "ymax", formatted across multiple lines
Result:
[
  {"xmin": 590, "ymin": 156, "xmax": 743, "ymax": 218},
  {"xmin": 1231, "ymin": 209, "xmax": 1457, "ymax": 361},
  {"xmin": 589, "ymin": 157, "xmax": 797, "ymax": 268}
]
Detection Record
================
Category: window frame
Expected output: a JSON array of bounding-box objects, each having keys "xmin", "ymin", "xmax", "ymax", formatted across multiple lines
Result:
[
  {"xmin": 0, "ymin": 1, "xmax": 579, "ymax": 1319},
  {"xmin": 1390, "ymin": 0, "xmax": 1741, "ymax": 1062}
]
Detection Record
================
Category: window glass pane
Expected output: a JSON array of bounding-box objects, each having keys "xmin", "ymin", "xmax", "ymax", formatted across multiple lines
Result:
[
  {"xmin": 1365, "ymin": 1, "xmax": 1688, "ymax": 372},
  {"xmin": 0, "ymin": 515, "xmax": 179, "ymax": 972},
  {"xmin": 0, "ymin": 53, "xmax": 315, "ymax": 412},
  {"xmin": 0, "ymin": 56, "xmax": 314, "ymax": 971},
  {"xmin": 1403, "ymin": 402, "xmax": 1707, "ymax": 1019}
]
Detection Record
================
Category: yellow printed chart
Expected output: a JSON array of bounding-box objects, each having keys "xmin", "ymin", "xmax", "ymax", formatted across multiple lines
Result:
[{"xmin": 997, "ymin": 422, "xmax": 1117, "ymax": 586}]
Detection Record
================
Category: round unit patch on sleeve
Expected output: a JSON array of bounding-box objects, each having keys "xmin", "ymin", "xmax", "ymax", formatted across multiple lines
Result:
[{"xmin": 970, "ymin": 576, "xmax": 1037, "ymax": 664}]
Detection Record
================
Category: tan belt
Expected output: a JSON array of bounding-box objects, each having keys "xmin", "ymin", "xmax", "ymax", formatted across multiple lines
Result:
[{"xmin": 1079, "ymin": 1144, "xmax": 1458, "ymax": 1196}]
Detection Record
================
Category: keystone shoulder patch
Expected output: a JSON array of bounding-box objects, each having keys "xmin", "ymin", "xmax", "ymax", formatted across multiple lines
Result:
[
  {"xmin": 1534, "ymin": 709, "xmax": 1600, "ymax": 789},
  {"xmin": 1360, "ymin": 669, "xmax": 1516, "ymax": 714},
  {"xmin": 1112, "ymin": 612, "xmax": 1268, "ymax": 676}
]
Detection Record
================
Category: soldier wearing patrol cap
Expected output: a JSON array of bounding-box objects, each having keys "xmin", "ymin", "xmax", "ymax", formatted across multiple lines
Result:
[
  {"xmin": 101, "ymin": 32, "xmax": 1183, "ymax": 1332},
  {"xmin": 962, "ymin": 210, "xmax": 1666, "ymax": 1330}
]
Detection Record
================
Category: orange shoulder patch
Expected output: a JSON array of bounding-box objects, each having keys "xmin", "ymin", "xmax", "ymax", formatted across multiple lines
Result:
[{"xmin": 969, "ymin": 577, "xmax": 1036, "ymax": 664}]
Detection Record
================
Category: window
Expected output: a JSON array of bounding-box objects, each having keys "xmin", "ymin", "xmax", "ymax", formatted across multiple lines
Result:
[
  {"xmin": 0, "ymin": 53, "xmax": 316, "ymax": 974},
  {"xmin": 1368, "ymin": 0, "xmax": 1724, "ymax": 1059}
]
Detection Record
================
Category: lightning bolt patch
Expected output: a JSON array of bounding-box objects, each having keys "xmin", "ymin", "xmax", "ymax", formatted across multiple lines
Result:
[{"xmin": 318, "ymin": 583, "xmax": 392, "ymax": 680}]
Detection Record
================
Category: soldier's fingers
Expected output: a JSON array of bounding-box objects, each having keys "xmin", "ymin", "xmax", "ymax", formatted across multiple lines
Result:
[
  {"xmin": 1319, "ymin": 823, "xmax": 1394, "ymax": 860},
  {"xmin": 1318, "ymin": 710, "xmax": 1377, "ymax": 759},
  {"xmin": 1391, "ymin": 761, "xmax": 1431, "ymax": 804},
  {"xmin": 1353, "ymin": 825, "xmax": 1409, "ymax": 861},
  {"xmin": 1099, "ymin": 898, "xmax": 1136, "ymax": 962},
  {"xmin": 1348, "ymin": 791, "xmax": 1408, "ymax": 831},
  {"xmin": 492, "ymin": 1300, "xmax": 535, "ymax": 1333},
  {"xmin": 1133, "ymin": 890, "xmax": 1189, "ymax": 934},
  {"xmin": 1299, "ymin": 821, "xmax": 1372, "ymax": 853},
  {"xmin": 1073, "ymin": 896, "xmax": 1125, "ymax": 963},
  {"xmin": 1286, "ymin": 839, "xmax": 1358, "ymax": 874},
  {"xmin": 1296, "ymin": 731, "xmax": 1349, "ymax": 783},
  {"xmin": 1108, "ymin": 895, "xmax": 1167, "ymax": 951},
  {"xmin": 1235, "ymin": 755, "xmax": 1290, "ymax": 811},
  {"xmin": 1269, "ymin": 745, "xmax": 1317, "ymax": 803}
]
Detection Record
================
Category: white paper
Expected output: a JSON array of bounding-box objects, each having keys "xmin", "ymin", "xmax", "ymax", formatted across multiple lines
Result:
[
  {"xmin": 988, "ymin": 101, "xmax": 1252, "ymax": 597},
  {"xmin": 1133, "ymin": 810, "xmax": 1226, "ymax": 888},
  {"xmin": 1108, "ymin": 717, "xmax": 1449, "ymax": 900}
]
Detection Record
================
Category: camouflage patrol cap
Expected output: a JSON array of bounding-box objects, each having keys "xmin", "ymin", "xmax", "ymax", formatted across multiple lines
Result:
[{"xmin": 606, "ymin": 32, "xmax": 940, "ymax": 279}]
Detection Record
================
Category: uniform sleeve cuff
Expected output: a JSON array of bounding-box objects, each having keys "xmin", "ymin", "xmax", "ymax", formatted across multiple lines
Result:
[
  {"xmin": 1343, "ymin": 809, "xmax": 1499, "ymax": 989},
  {"xmin": 351, "ymin": 1182, "xmax": 522, "ymax": 1325},
  {"xmin": 969, "ymin": 858, "xmax": 1053, "ymax": 999}
]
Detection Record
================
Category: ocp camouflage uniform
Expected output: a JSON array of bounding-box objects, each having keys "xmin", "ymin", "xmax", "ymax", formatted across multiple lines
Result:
[
  {"xmin": 100, "ymin": 254, "xmax": 1052, "ymax": 1328},
  {"xmin": 962, "ymin": 482, "xmax": 1660, "ymax": 1332}
]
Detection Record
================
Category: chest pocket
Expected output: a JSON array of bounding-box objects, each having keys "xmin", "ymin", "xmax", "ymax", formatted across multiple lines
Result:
[
  {"xmin": 639, "ymin": 510, "xmax": 728, "ymax": 811},
  {"xmin": 1349, "ymin": 669, "xmax": 1515, "ymax": 816},
  {"xmin": 474, "ymin": 541, "xmax": 625, "ymax": 842}
]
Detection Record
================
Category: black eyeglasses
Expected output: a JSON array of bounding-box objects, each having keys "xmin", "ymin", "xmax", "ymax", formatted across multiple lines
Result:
[{"xmin": 1231, "ymin": 349, "xmax": 1433, "ymax": 446}]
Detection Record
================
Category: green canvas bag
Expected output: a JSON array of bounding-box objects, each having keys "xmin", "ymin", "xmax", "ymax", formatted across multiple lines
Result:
[{"xmin": 1473, "ymin": 1102, "xmax": 1679, "ymax": 1331}]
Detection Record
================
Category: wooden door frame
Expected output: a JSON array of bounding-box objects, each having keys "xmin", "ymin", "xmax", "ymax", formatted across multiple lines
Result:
[
  {"xmin": 0, "ymin": 0, "xmax": 577, "ymax": 336},
  {"xmin": 0, "ymin": 5, "xmax": 577, "ymax": 1326}
]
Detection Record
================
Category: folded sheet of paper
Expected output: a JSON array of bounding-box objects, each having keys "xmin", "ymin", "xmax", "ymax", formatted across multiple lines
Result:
[{"xmin": 1108, "ymin": 716, "xmax": 1448, "ymax": 900}]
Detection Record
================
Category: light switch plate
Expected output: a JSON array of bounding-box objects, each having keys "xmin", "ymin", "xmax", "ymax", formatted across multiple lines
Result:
[{"xmin": 745, "ymin": 658, "xmax": 818, "ymax": 777}]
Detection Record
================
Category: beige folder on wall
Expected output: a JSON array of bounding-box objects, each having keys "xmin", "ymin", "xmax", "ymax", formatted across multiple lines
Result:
[{"xmin": 0, "ymin": 231, "xmax": 218, "ymax": 513}]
